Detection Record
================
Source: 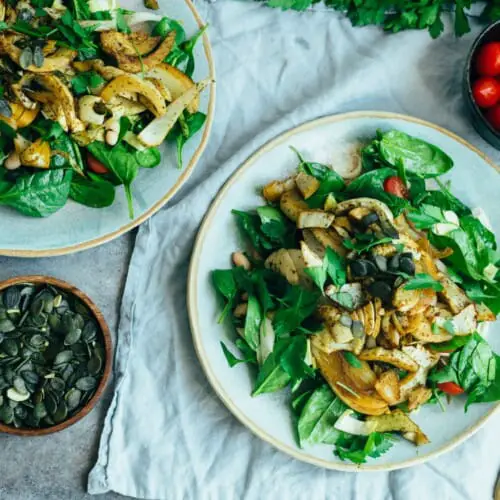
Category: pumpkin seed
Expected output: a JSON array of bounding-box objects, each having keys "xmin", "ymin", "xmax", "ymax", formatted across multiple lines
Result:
[
  {"xmin": 53, "ymin": 400, "xmax": 68, "ymax": 423},
  {"xmin": 65, "ymin": 388, "xmax": 81, "ymax": 412},
  {"xmin": 3, "ymin": 287, "xmax": 20, "ymax": 310},
  {"xmin": 0, "ymin": 319, "xmax": 15, "ymax": 333},
  {"xmin": 33, "ymin": 44, "xmax": 44, "ymax": 68},
  {"xmin": 53, "ymin": 350, "xmax": 73, "ymax": 366},
  {"xmin": 0, "ymin": 283, "xmax": 105, "ymax": 429},
  {"xmin": 64, "ymin": 328, "xmax": 82, "ymax": 346},
  {"xmin": 0, "ymin": 405, "xmax": 14, "ymax": 424},
  {"xmin": 33, "ymin": 402, "xmax": 47, "ymax": 419},
  {"xmin": 2, "ymin": 339, "xmax": 18, "ymax": 356},
  {"xmin": 75, "ymin": 376, "xmax": 97, "ymax": 391}
]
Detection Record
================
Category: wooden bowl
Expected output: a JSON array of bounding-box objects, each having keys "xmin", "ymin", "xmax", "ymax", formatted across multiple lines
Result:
[
  {"xmin": 0, "ymin": 276, "xmax": 112, "ymax": 436},
  {"xmin": 463, "ymin": 20, "xmax": 500, "ymax": 149}
]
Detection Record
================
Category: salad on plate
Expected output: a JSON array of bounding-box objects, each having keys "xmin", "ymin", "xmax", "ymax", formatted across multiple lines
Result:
[
  {"xmin": 0, "ymin": 0, "xmax": 209, "ymax": 218},
  {"xmin": 212, "ymin": 129, "xmax": 500, "ymax": 465}
]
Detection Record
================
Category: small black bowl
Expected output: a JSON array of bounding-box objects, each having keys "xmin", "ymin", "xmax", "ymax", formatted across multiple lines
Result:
[{"xmin": 464, "ymin": 20, "xmax": 500, "ymax": 149}]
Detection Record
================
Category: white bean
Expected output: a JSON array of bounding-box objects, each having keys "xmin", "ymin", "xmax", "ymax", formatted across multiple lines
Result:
[
  {"xmin": 4, "ymin": 152, "xmax": 21, "ymax": 170},
  {"xmin": 232, "ymin": 251, "xmax": 251, "ymax": 270}
]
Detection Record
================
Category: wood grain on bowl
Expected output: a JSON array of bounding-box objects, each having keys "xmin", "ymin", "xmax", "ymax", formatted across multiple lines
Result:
[{"xmin": 0, "ymin": 276, "xmax": 112, "ymax": 436}]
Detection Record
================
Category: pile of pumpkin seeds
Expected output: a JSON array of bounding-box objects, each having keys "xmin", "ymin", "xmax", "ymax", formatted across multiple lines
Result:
[{"xmin": 0, "ymin": 283, "xmax": 106, "ymax": 429}]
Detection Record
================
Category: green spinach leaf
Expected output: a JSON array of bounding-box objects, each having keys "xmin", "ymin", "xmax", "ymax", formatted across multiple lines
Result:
[{"xmin": 69, "ymin": 174, "xmax": 115, "ymax": 208}]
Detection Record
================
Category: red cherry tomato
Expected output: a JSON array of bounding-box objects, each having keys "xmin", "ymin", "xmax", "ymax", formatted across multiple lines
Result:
[
  {"xmin": 472, "ymin": 77, "xmax": 500, "ymax": 108},
  {"xmin": 383, "ymin": 176, "xmax": 408, "ymax": 199},
  {"xmin": 437, "ymin": 382, "xmax": 464, "ymax": 396},
  {"xmin": 476, "ymin": 42, "xmax": 500, "ymax": 77},
  {"xmin": 87, "ymin": 152, "xmax": 109, "ymax": 174},
  {"xmin": 486, "ymin": 104, "xmax": 500, "ymax": 130}
]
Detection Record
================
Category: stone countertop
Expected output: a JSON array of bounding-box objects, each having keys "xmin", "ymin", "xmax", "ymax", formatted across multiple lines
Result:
[{"xmin": 0, "ymin": 233, "xmax": 135, "ymax": 500}]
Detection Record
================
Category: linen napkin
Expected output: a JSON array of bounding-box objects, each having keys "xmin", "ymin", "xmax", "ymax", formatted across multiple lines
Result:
[{"xmin": 88, "ymin": 2, "xmax": 500, "ymax": 499}]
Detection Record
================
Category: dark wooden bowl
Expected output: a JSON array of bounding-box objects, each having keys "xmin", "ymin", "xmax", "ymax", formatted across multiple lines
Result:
[
  {"xmin": 463, "ymin": 20, "xmax": 500, "ymax": 149},
  {"xmin": 0, "ymin": 276, "xmax": 112, "ymax": 436}
]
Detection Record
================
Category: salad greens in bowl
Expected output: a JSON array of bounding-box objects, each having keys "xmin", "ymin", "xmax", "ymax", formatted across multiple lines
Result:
[
  {"xmin": 0, "ymin": 0, "xmax": 214, "ymax": 256},
  {"xmin": 189, "ymin": 113, "xmax": 500, "ymax": 470}
]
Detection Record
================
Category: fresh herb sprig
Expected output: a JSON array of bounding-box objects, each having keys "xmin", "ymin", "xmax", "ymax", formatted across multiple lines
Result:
[{"xmin": 264, "ymin": 0, "xmax": 497, "ymax": 38}]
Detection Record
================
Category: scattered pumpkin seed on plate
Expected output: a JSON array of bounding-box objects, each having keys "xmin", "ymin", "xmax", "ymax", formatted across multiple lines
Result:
[{"xmin": 0, "ymin": 283, "xmax": 105, "ymax": 429}]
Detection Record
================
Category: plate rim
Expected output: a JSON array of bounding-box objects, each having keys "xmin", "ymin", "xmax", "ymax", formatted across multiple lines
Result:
[
  {"xmin": 187, "ymin": 110, "xmax": 500, "ymax": 472},
  {"xmin": 0, "ymin": 0, "xmax": 216, "ymax": 258}
]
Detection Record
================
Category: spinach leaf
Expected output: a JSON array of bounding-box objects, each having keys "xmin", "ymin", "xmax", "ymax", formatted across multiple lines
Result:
[
  {"xmin": 256, "ymin": 206, "xmax": 296, "ymax": 248},
  {"xmin": 252, "ymin": 351, "xmax": 290, "ymax": 396},
  {"xmin": 334, "ymin": 431, "xmax": 396, "ymax": 464},
  {"xmin": 0, "ymin": 169, "xmax": 72, "ymax": 217},
  {"xmin": 69, "ymin": 0, "xmax": 91, "ymax": 20},
  {"xmin": 212, "ymin": 269, "xmax": 237, "ymax": 323},
  {"xmin": 429, "ymin": 333, "xmax": 498, "ymax": 409},
  {"xmin": 135, "ymin": 148, "xmax": 161, "ymax": 168},
  {"xmin": 87, "ymin": 142, "xmax": 140, "ymax": 218},
  {"xmin": 377, "ymin": 130, "xmax": 453, "ymax": 178},
  {"xmin": 291, "ymin": 146, "xmax": 345, "ymax": 208},
  {"xmin": 428, "ymin": 335, "xmax": 472, "ymax": 353},
  {"xmin": 297, "ymin": 385, "xmax": 346, "ymax": 446},
  {"xmin": 233, "ymin": 207, "xmax": 295, "ymax": 254},
  {"xmin": 69, "ymin": 175, "xmax": 115, "ymax": 208},
  {"xmin": 345, "ymin": 167, "xmax": 409, "ymax": 215},
  {"xmin": 414, "ymin": 189, "xmax": 471, "ymax": 217},
  {"xmin": 430, "ymin": 215, "xmax": 497, "ymax": 282},
  {"xmin": 272, "ymin": 286, "xmax": 320, "ymax": 337},
  {"xmin": 404, "ymin": 273, "xmax": 444, "ymax": 291},
  {"xmin": 168, "ymin": 112, "xmax": 206, "ymax": 169},
  {"xmin": 275, "ymin": 335, "xmax": 313, "ymax": 381},
  {"xmin": 220, "ymin": 341, "xmax": 255, "ymax": 368},
  {"xmin": 153, "ymin": 16, "xmax": 186, "ymax": 42},
  {"xmin": 244, "ymin": 295, "xmax": 262, "ymax": 351}
]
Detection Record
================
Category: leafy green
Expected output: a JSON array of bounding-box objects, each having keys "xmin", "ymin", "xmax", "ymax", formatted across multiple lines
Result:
[
  {"xmin": 430, "ymin": 215, "xmax": 497, "ymax": 282},
  {"xmin": 253, "ymin": 351, "xmax": 291, "ymax": 396},
  {"xmin": 429, "ymin": 333, "xmax": 498, "ymax": 409},
  {"xmin": 272, "ymin": 286, "xmax": 320, "ymax": 337},
  {"xmin": 87, "ymin": 142, "xmax": 140, "ymax": 218},
  {"xmin": 292, "ymin": 146, "xmax": 345, "ymax": 208},
  {"xmin": 334, "ymin": 431, "xmax": 396, "ymax": 464},
  {"xmin": 404, "ymin": 273, "xmax": 444, "ymax": 291},
  {"xmin": 57, "ymin": 10, "xmax": 99, "ymax": 60},
  {"xmin": 69, "ymin": 0, "xmax": 91, "ymax": 20},
  {"xmin": 69, "ymin": 174, "xmax": 115, "ymax": 208},
  {"xmin": 429, "ymin": 335, "xmax": 472, "ymax": 352},
  {"xmin": 212, "ymin": 269, "xmax": 237, "ymax": 323},
  {"xmin": 168, "ymin": 112, "xmax": 207, "ymax": 169},
  {"xmin": 297, "ymin": 385, "xmax": 346, "ymax": 446},
  {"xmin": 71, "ymin": 71, "xmax": 105, "ymax": 96},
  {"xmin": 135, "ymin": 148, "xmax": 161, "ymax": 169},
  {"xmin": 345, "ymin": 167, "xmax": 409, "ymax": 216},
  {"xmin": 220, "ymin": 341, "xmax": 255, "ymax": 368},
  {"xmin": 232, "ymin": 207, "xmax": 295, "ymax": 254},
  {"xmin": 276, "ymin": 335, "xmax": 314, "ymax": 381},
  {"xmin": 244, "ymin": 295, "xmax": 262, "ymax": 351},
  {"xmin": 116, "ymin": 9, "xmax": 131, "ymax": 34},
  {"xmin": 377, "ymin": 130, "xmax": 453, "ymax": 178},
  {"xmin": 263, "ymin": 0, "xmax": 485, "ymax": 38},
  {"xmin": 343, "ymin": 234, "xmax": 393, "ymax": 254},
  {"xmin": 0, "ymin": 170, "xmax": 72, "ymax": 217},
  {"xmin": 305, "ymin": 247, "xmax": 346, "ymax": 291}
]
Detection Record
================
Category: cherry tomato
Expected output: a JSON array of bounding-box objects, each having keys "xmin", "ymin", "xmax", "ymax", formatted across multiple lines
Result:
[
  {"xmin": 486, "ymin": 104, "xmax": 500, "ymax": 131},
  {"xmin": 383, "ymin": 176, "xmax": 408, "ymax": 199},
  {"xmin": 472, "ymin": 77, "xmax": 500, "ymax": 108},
  {"xmin": 87, "ymin": 152, "xmax": 109, "ymax": 174},
  {"xmin": 476, "ymin": 42, "xmax": 500, "ymax": 77},
  {"xmin": 437, "ymin": 382, "xmax": 464, "ymax": 396}
]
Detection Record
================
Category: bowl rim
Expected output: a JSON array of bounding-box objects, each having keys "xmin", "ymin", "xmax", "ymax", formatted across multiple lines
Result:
[
  {"xmin": 464, "ymin": 19, "xmax": 500, "ymax": 140},
  {"xmin": 0, "ymin": 275, "xmax": 112, "ymax": 436},
  {"xmin": 0, "ymin": 0, "xmax": 216, "ymax": 259},
  {"xmin": 187, "ymin": 110, "xmax": 500, "ymax": 472}
]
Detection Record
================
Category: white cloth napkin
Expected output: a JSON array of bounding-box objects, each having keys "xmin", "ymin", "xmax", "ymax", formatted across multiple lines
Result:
[{"xmin": 88, "ymin": 2, "xmax": 500, "ymax": 499}]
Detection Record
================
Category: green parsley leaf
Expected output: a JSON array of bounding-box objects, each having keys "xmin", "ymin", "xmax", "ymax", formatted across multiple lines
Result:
[{"xmin": 343, "ymin": 352, "xmax": 362, "ymax": 368}]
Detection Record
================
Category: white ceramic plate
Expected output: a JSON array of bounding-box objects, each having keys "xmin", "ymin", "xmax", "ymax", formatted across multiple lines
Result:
[
  {"xmin": 0, "ymin": 0, "xmax": 215, "ymax": 257},
  {"xmin": 188, "ymin": 111, "xmax": 500, "ymax": 471}
]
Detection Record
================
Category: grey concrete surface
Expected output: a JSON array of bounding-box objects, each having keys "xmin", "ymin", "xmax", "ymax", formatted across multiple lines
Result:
[{"xmin": 0, "ymin": 233, "xmax": 136, "ymax": 500}]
